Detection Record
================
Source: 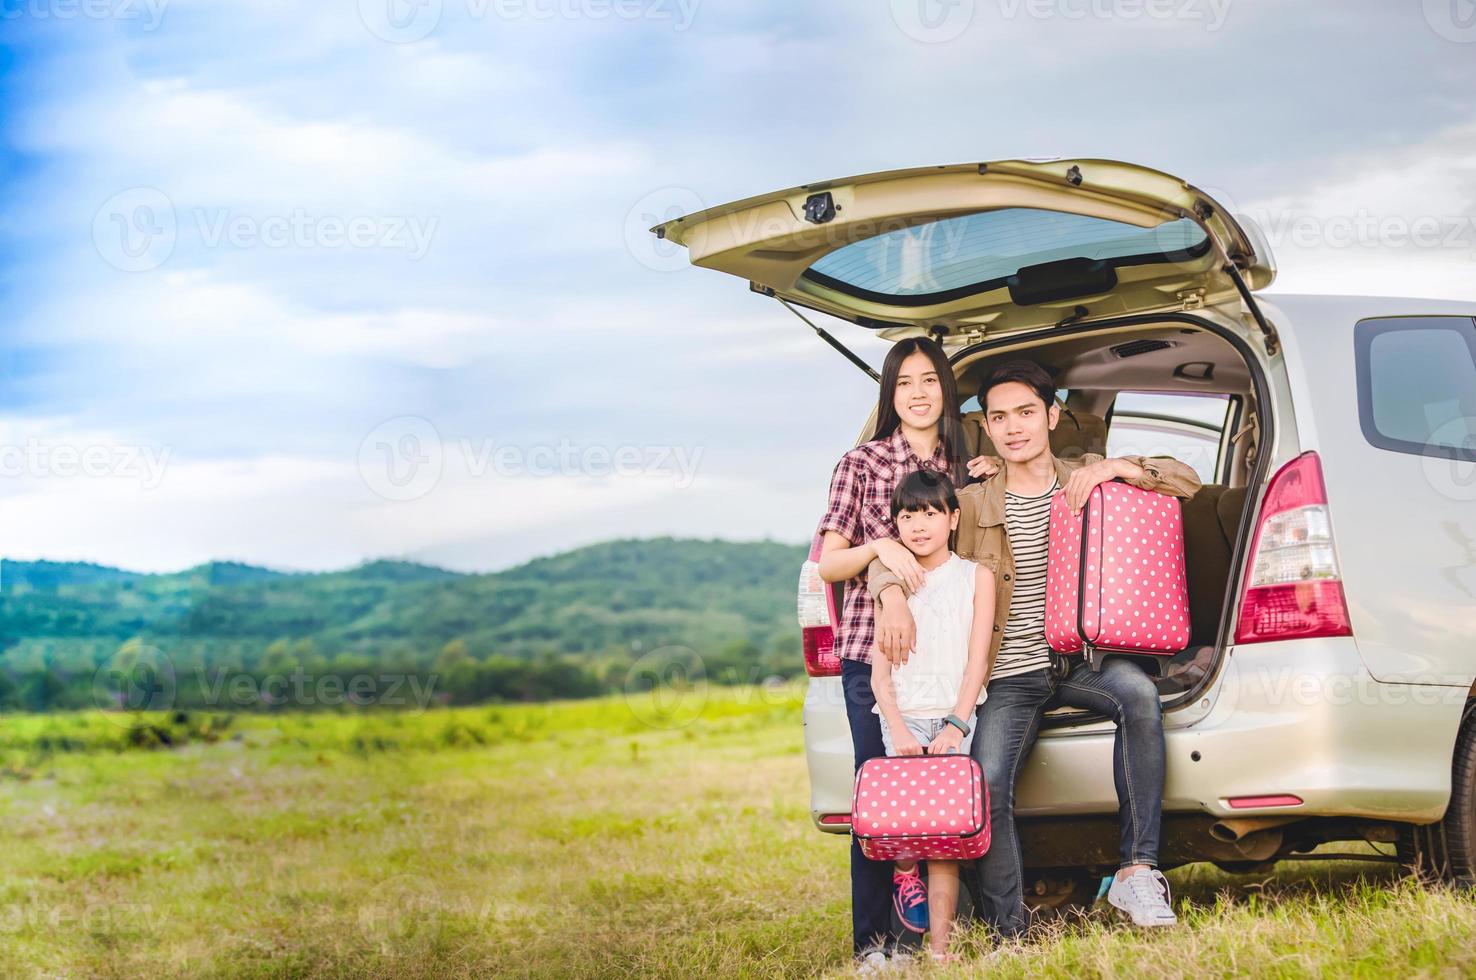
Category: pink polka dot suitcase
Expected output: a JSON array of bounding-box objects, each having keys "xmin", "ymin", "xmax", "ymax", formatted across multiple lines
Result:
[
  {"xmin": 851, "ymin": 754, "xmax": 990, "ymax": 862},
  {"xmin": 1044, "ymin": 481, "xmax": 1191, "ymax": 671}
]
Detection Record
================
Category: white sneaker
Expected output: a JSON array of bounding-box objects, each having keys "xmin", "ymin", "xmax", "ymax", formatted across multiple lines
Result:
[
  {"xmin": 855, "ymin": 949, "xmax": 891, "ymax": 975},
  {"xmin": 1106, "ymin": 868, "xmax": 1178, "ymax": 927}
]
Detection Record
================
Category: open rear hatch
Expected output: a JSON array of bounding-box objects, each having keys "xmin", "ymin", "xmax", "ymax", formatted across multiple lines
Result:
[{"xmin": 652, "ymin": 158, "xmax": 1276, "ymax": 348}]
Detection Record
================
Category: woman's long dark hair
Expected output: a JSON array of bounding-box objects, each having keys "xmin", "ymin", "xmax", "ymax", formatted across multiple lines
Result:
[{"xmin": 869, "ymin": 337, "xmax": 970, "ymax": 487}]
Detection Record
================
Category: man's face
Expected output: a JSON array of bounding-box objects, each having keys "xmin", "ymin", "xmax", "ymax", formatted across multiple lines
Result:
[
  {"xmin": 984, "ymin": 380, "xmax": 1059, "ymax": 464},
  {"xmin": 895, "ymin": 503, "xmax": 957, "ymax": 560}
]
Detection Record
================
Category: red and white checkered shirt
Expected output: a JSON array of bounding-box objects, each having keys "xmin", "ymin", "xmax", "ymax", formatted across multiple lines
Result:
[{"xmin": 819, "ymin": 428, "xmax": 951, "ymax": 665}]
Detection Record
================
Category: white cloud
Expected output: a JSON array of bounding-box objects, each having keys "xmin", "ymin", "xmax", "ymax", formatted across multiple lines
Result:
[{"xmin": 1244, "ymin": 117, "xmax": 1476, "ymax": 300}]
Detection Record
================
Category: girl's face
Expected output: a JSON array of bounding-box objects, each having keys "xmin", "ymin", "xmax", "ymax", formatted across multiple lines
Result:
[
  {"xmin": 896, "ymin": 503, "xmax": 958, "ymax": 560},
  {"xmin": 892, "ymin": 351, "xmax": 944, "ymax": 431}
]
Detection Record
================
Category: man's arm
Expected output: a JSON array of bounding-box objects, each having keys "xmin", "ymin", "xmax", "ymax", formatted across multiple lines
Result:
[
  {"xmin": 869, "ymin": 558, "xmax": 915, "ymax": 666},
  {"xmin": 1062, "ymin": 453, "xmax": 1202, "ymax": 513},
  {"xmin": 1114, "ymin": 454, "xmax": 1202, "ymax": 499}
]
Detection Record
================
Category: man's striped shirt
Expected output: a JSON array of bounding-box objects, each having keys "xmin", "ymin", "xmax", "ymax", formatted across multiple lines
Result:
[{"xmin": 994, "ymin": 478, "xmax": 1059, "ymax": 680}]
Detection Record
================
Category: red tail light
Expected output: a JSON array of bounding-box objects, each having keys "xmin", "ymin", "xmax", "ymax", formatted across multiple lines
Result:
[
  {"xmin": 1234, "ymin": 452, "xmax": 1353, "ymax": 644},
  {"xmin": 798, "ymin": 536, "xmax": 842, "ymax": 677}
]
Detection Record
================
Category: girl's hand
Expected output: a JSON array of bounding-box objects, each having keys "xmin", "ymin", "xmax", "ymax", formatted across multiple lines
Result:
[
  {"xmin": 929, "ymin": 726, "xmax": 963, "ymax": 755},
  {"xmin": 871, "ymin": 537, "xmax": 926, "ymax": 593},
  {"xmin": 893, "ymin": 731, "xmax": 925, "ymax": 757},
  {"xmin": 966, "ymin": 454, "xmax": 1002, "ymax": 480}
]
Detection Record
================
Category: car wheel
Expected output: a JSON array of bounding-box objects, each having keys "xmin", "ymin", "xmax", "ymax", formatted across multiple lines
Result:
[
  {"xmin": 1023, "ymin": 869, "xmax": 1100, "ymax": 917},
  {"xmin": 1398, "ymin": 701, "xmax": 1476, "ymax": 886},
  {"xmin": 956, "ymin": 866, "xmax": 1098, "ymax": 923}
]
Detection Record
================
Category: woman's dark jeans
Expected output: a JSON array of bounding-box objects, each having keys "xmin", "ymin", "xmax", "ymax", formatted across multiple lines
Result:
[
  {"xmin": 969, "ymin": 659, "xmax": 1165, "ymax": 936},
  {"xmin": 839, "ymin": 658, "xmax": 918, "ymax": 956}
]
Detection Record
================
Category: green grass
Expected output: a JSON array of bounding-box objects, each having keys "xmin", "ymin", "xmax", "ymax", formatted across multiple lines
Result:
[{"xmin": 0, "ymin": 685, "xmax": 1471, "ymax": 977}]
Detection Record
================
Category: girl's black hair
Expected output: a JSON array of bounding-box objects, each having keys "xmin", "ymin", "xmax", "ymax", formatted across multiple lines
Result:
[
  {"xmin": 869, "ymin": 337, "xmax": 970, "ymax": 486},
  {"xmin": 890, "ymin": 469, "xmax": 959, "ymax": 519}
]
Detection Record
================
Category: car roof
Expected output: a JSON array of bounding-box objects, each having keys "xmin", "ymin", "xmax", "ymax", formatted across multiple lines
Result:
[{"xmin": 1258, "ymin": 293, "xmax": 1476, "ymax": 335}]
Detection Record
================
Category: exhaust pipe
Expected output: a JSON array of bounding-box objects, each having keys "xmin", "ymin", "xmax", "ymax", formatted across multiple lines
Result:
[{"xmin": 1210, "ymin": 816, "xmax": 1301, "ymax": 843}]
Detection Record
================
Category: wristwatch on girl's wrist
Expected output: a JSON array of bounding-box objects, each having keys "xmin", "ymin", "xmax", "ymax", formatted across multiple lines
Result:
[{"xmin": 944, "ymin": 713, "xmax": 971, "ymax": 736}]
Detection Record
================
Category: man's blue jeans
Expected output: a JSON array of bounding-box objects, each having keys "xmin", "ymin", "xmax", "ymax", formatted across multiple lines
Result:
[{"xmin": 969, "ymin": 659, "xmax": 1165, "ymax": 936}]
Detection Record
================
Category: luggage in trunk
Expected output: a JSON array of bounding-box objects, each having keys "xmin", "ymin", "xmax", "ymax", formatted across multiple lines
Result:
[{"xmin": 1044, "ymin": 481, "xmax": 1191, "ymax": 670}]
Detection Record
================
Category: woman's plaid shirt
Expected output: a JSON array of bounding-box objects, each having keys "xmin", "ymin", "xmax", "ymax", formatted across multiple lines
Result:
[{"xmin": 818, "ymin": 428, "xmax": 950, "ymax": 665}]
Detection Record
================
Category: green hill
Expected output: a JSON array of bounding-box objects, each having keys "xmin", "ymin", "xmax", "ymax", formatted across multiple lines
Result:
[{"xmin": 0, "ymin": 538, "xmax": 809, "ymax": 711}]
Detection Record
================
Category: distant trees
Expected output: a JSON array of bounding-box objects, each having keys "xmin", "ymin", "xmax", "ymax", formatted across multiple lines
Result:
[{"xmin": 0, "ymin": 539, "xmax": 810, "ymax": 710}]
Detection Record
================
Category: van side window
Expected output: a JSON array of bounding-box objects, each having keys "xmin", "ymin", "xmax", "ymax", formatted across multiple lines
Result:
[
  {"xmin": 1105, "ymin": 392, "xmax": 1230, "ymax": 484},
  {"xmin": 1355, "ymin": 317, "xmax": 1476, "ymax": 462}
]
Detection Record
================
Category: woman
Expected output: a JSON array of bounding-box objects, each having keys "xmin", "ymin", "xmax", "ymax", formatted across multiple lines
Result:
[{"xmin": 815, "ymin": 337, "xmax": 983, "ymax": 969}]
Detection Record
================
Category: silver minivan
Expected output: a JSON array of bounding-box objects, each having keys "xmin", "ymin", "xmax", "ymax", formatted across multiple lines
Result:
[{"xmin": 654, "ymin": 158, "xmax": 1476, "ymax": 908}]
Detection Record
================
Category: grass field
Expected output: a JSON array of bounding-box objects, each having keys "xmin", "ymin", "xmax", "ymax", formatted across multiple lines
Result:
[{"xmin": 0, "ymin": 684, "xmax": 1473, "ymax": 977}]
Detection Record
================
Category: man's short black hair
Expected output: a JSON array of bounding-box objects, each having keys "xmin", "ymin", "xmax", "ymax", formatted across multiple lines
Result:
[
  {"xmin": 979, "ymin": 359, "xmax": 1055, "ymax": 413},
  {"xmin": 890, "ymin": 469, "xmax": 959, "ymax": 519}
]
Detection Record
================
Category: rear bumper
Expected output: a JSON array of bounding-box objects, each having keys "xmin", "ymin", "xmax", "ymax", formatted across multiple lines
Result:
[{"xmin": 805, "ymin": 639, "xmax": 1468, "ymax": 834}]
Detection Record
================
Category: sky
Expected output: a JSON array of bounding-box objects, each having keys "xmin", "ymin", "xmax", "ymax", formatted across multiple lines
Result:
[{"xmin": 2, "ymin": 0, "xmax": 1475, "ymax": 573}]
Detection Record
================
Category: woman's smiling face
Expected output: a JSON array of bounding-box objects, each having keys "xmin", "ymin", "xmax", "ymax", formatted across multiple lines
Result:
[{"xmin": 892, "ymin": 351, "xmax": 944, "ymax": 431}]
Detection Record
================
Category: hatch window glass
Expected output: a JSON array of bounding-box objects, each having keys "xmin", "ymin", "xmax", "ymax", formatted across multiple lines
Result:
[{"xmin": 805, "ymin": 207, "xmax": 1208, "ymax": 302}]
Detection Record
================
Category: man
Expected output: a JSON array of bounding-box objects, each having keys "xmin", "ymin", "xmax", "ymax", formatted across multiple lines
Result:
[{"xmin": 866, "ymin": 359, "xmax": 1201, "ymax": 937}]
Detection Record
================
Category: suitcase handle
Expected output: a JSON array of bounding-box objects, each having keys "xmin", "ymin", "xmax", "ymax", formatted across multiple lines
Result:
[{"xmin": 1076, "ymin": 485, "xmax": 1105, "ymax": 671}]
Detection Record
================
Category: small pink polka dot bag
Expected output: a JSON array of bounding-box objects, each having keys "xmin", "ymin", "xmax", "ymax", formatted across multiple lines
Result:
[
  {"xmin": 1044, "ymin": 481, "xmax": 1191, "ymax": 671},
  {"xmin": 851, "ymin": 754, "xmax": 990, "ymax": 861}
]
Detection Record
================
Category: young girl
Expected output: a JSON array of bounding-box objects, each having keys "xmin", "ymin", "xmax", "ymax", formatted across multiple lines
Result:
[
  {"xmin": 815, "ymin": 338, "xmax": 976, "ymax": 969},
  {"xmin": 870, "ymin": 469, "xmax": 995, "ymax": 963}
]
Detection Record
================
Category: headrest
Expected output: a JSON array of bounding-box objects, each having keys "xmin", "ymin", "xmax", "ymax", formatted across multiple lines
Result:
[{"xmin": 960, "ymin": 409, "xmax": 1108, "ymax": 461}]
